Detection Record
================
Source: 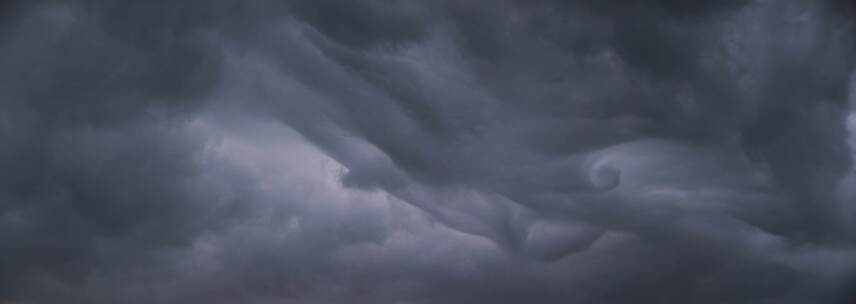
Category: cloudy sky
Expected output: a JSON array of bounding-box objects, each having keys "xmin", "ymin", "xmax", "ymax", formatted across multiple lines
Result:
[{"xmin": 2, "ymin": 0, "xmax": 856, "ymax": 303}]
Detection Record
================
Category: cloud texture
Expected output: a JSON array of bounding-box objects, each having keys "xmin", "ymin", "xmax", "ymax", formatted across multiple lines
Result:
[{"xmin": 2, "ymin": 0, "xmax": 856, "ymax": 303}]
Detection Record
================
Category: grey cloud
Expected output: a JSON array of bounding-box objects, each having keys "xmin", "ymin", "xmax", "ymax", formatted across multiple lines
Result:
[
  {"xmin": 3, "ymin": 0, "xmax": 856, "ymax": 303},
  {"xmin": 262, "ymin": 0, "xmax": 856, "ymax": 301},
  {"xmin": 0, "ymin": 2, "xmax": 248, "ymax": 301}
]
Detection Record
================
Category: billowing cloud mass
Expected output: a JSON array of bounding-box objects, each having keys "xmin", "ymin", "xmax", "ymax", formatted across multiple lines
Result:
[{"xmin": 2, "ymin": 0, "xmax": 856, "ymax": 303}]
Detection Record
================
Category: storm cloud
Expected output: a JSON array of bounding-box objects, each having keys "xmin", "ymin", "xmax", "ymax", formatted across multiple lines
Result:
[{"xmin": 2, "ymin": 0, "xmax": 856, "ymax": 303}]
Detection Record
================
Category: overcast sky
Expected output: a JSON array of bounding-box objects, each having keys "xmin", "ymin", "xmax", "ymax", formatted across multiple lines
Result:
[{"xmin": 2, "ymin": 0, "xmax": 856, "ymax": 303}]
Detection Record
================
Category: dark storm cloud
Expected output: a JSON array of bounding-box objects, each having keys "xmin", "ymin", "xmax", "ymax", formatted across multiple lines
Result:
[
  {"xmin": 262, "ymin": 0, "xmax": 856, "ymax": 302},
  {"xmin": 2, "ymin": 0, "xmax": 856, "ymax": 303},
  {"xmin": 0, "ymin": 1, "xmax": 253, "ymax": 301}
]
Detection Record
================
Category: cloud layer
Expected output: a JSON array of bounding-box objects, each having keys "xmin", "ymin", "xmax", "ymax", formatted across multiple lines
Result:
[{"xmin": 2, "ymin": 0, "xmax": 856, "ymax": 303}]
